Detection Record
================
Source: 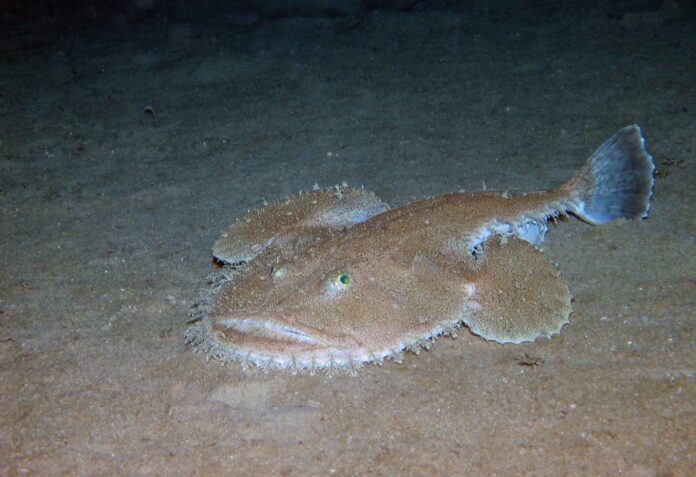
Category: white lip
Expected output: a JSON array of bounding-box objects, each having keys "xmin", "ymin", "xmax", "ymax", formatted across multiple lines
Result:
[
  {"xmin": 217, "ymin": 317, "xmax": 323, "ymax": 345},
  {"xmin": 213, "ymin": 310, "xmax": 364, "ymax": 349}
]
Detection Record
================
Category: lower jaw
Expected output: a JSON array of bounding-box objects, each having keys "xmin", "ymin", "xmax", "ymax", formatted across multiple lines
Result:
[{"xmin": 186, "ymin": 315, "xmax": 464, "ymax": 374}]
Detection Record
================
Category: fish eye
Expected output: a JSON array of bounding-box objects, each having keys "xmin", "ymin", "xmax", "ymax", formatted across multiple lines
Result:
[{"xmin": 325, "ymin": 272, "xmax": 351, "ymax": 298}]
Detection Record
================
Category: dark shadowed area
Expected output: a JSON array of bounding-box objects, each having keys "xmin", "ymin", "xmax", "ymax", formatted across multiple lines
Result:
[{"xmin": 1, "ymin": 0, "xmax": 694, "ymax": 475}]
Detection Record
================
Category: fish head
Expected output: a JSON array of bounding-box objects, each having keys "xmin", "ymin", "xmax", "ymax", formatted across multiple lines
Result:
[{"xmin": 206, "ymin": 230, "xmax": 474, "ymax": 371}]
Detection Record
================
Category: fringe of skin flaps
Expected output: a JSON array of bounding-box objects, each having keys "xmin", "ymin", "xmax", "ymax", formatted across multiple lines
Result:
[{"xmin": 185, "ymin": 281, "xmax": 465, "ymax": 377}]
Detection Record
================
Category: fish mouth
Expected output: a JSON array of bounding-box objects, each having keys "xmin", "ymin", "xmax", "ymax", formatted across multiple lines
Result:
[
  {"xmin": 215, "ymin": 314, "xmax": 330, "ymax": 346},
  {"xmin": 187, "ymin": 308, "xmax": 464, "ymax": 373},
  {"xmin": 211, "ymin": 310, "xmax": 361, "ymax": 348},
  {"xmin": 206, "ymin": 309, "xmax": 368, "ymax": 369}
]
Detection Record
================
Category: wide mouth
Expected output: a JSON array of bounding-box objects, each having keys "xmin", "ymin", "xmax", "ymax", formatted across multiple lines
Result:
[
  {"xmin": 191, "ymin": 306, "xmax": 466, "ymax": 373},
  {"xmin": 202, "ymin": 310, "xmax": 376, "ymax": 371},
  {"xmin": 209, "ymin": 309, "xmax": 365, "ymax": 351},
  {"xmin": 215, "ymin": 315, "xmax": 327, "ymax": 346}
]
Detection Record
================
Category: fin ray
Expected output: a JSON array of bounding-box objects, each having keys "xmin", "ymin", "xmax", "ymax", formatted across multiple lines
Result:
[{"xmin": 564, "ymin": 124, "xmax": 655, "ymax": 225}]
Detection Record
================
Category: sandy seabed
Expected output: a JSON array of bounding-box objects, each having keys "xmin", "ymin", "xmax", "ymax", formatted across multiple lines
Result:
[{"xmin": 1, "ymin": 1, "xmax": 694, "ymax": 475}]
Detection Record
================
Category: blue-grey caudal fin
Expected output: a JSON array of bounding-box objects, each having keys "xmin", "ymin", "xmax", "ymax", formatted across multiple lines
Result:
[{"xmin": 566, "ymin": 125, "xmax": 655, "ymax": 225}]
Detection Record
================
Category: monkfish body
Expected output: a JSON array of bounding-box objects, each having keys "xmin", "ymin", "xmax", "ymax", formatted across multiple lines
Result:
[{"xmin": 186, "ymin": 125, "xmax": 654, "ymax": 373}]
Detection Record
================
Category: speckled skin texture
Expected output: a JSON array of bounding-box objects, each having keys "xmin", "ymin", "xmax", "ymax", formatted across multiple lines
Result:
[{"xmin": 187, "ymin": 127, "xmax": 653, "ymax": 372}]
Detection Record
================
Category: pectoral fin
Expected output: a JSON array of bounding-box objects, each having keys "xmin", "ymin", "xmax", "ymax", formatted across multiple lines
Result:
[
  {"xmin": 213, "ymin": 187, "xmax": 388, "ymax": 264},
  {"xmin": 463, "ymin": 236, "xmax": 572, "ymax": 344}
]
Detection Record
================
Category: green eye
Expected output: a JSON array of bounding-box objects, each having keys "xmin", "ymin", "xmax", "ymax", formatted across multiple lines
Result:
[{"xmin": 325, "ymin": 272, "xmax": 351, "ymax": 298}]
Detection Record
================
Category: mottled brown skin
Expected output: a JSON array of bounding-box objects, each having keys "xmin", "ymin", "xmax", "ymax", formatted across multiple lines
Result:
[
  {"xmin": 204, "ymin": 190, "xmax": 573, "ymax": 370},
  {"xmin": 213, "ymin": 187, "xmax": 389, "ymax": 264},
  {"xmin": 186, "ymin": 125, "xmax": 654, "ymax": 373}
]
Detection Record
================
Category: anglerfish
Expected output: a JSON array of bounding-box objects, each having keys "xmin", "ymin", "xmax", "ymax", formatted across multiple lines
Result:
[{"xmin": 186, "ymin": 125, "xmax": 654, "ymax": 373}]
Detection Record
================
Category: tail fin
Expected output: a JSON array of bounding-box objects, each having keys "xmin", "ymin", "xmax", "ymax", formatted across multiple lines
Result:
[{"xmin": 563, "ymin": 125, "xmax": 655, "ymax": 225}]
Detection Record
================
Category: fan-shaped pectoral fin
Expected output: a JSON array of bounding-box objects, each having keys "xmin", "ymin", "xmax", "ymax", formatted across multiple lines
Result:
[
  {"xmin": 213, "ymin": 187, "xmax": 388, "ymax": 264},
  {"xmin": 461, "ymin": 236, "xmax": 572, "ymax": 344}
]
